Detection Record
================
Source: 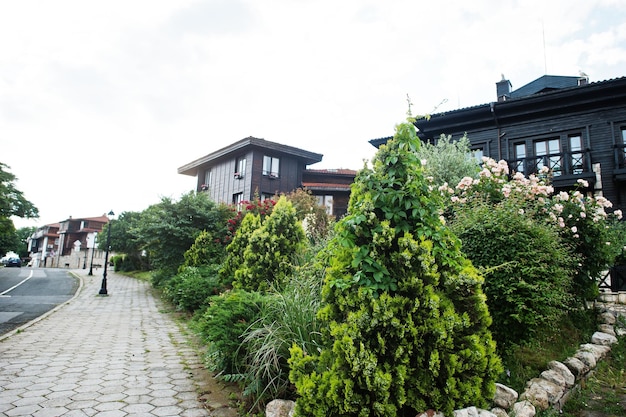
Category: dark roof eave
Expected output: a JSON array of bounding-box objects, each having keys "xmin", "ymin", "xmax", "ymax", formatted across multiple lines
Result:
[
  {"xmin": 412, "ymin": 77, "xmax": 626, "ymax": 138},
  {"xmin": 178, "ymin": 137, "xmax": 323, "ymax": 176}
]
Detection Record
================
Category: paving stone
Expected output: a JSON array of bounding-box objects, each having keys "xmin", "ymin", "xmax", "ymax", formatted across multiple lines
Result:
[{"xmin": 0, "ymin": 270, "xmax": 211, "ymax": 417}]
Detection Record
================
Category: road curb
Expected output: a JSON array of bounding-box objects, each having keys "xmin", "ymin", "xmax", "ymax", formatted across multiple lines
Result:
[{"xmin": 0, "ymin": 268, "xmax": 85, "ymax": 342}]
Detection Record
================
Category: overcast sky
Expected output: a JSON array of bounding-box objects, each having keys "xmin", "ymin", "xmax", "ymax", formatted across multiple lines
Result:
[{"xmin": 3, "ymin": 0, "xmax": 626, "ymax": 230}]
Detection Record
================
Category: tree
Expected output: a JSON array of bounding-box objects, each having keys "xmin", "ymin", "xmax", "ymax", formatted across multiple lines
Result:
[
  {"xmin": 99, "ymin": 211, "xmax": 149, "ymax": 272},
  {"xmin": 15, "ymin": 227, "xmax": 36, "ymax": 259},
  {"xmin": 415, "ymin": 134, "xmax": 480, "ymax": 189},
  {"xmin": 0, "ymin": 162, "xmax": 38, "ymax": 256},
  {"xmin": 135, "ymin": 191, "xmax": 231, "ymax": 281},
  {"xmin": 0, "ymin": 217, "xmax": 19, "ymax": 257},
  {"xmin": 289, "ymin": 121, "xmax": 501, "ymax": 416}
]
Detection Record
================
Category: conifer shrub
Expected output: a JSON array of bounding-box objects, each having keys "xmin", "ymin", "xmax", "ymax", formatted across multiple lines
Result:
[
  {"xmin": 234, "ymin": 196, "xmax": 306, "ymax": 292},
  {"xmin": 289, "ymin": 121, "xmax": 502, "ymax": 417},
  {"xmin": 182, "ymin": 230, "xmax": 226, "ymax": 269},
  {"xmin": 219, "ymin": 212, "xmax": 261, "ymax": 286}
]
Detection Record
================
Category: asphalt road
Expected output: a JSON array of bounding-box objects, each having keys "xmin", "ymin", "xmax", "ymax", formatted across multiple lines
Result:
[{"xmin": 0, "ymin": 267, "xmax": 79, "ymax": 336}]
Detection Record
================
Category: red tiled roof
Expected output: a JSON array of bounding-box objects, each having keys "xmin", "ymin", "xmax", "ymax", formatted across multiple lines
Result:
[
  {"xmin": 305, "ymin": 168, "xmax": 357, "ymax": 175},
  {"xmin": 302, "ymin": 182, "xmax": 352, "ymax": 190}
]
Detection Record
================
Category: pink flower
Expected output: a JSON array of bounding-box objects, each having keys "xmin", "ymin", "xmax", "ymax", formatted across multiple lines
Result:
[{"xmin": 571, "ymin": 226, "xmax": 578, "ymax": 233}]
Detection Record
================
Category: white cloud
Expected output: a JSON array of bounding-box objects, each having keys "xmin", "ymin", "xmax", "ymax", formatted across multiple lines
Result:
[{"xmin": 3, "ymin": 0, "xmax": 625, "ymax": 229}]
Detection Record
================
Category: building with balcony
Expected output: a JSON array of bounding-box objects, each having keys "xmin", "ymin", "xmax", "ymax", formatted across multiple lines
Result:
[{"xmin": 371, "ymin": 75, "xmax": 626, "ymax": 211}]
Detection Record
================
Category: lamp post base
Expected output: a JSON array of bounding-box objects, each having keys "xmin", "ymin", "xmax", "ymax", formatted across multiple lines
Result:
[{"xmin": 99, "ymin": 278, "xmax": 108, "ymax": 296}]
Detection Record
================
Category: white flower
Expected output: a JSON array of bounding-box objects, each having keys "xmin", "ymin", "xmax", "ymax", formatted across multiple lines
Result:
[{"xmin": 577, "ymin": 179, "xmax": 589, "ymax": 187}]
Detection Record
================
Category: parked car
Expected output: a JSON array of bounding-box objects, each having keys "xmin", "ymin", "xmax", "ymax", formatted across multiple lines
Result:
[{"xmin": 5, "ymin": 258, "xmax": 21, "ymax": 267}]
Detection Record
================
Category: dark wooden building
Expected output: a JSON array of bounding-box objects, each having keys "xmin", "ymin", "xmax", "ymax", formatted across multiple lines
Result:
[
  {"xmin": 178, "ymin": 137, "xmax": 356, "ymax": 218},
  {"xmin": 371, "ymin": 75, "xmax": 626, "ymax": 212},
  {"xmin": 302, "ymin": 168, "xmax": 356, "ymax": 218}
]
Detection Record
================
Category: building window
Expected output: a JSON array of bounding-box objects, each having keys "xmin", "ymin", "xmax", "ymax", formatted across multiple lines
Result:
[
  {"xmin": 316, "ymin": 195, "xmax": 333, "ymax": 215},
  {"xmin": 263, "ymin": 156, "xmax": 280, "ymax": 177},
  {"xmin": 235, "ymin": 156, "xmax": 246, "ymax": 178},
  {"xmin": 470, "ymin": 147, "xmax": 484, "ymax": 164},
  {"xmin": 514, "ymin": 142, "xmax": 526, "ymax": 174},
  {"xmin": 535, "ymin": 138, "xmax": 561, "ymax": 176},
  {"xmin": 569, "ymin": 134, "xmax": 584, "ymax": 174},
  {"xmin": 202, "ymin": 169, "xmax": 212, "ymax": 190},
  {"xmin": 233, "ymin": 192, "xmax": 244, "ymax": 207}
]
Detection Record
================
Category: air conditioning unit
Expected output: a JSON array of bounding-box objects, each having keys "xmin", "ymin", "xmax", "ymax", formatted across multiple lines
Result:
[{"xmin": 234, "ymin": 172, "xmax": 243, "ymax": 179}]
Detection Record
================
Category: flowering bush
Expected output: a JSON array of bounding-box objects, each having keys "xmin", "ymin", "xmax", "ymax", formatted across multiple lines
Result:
[
  {"xmin": 444, "ymin": 157, "xmax": 626, "ymax": 308},
  {"xmin": 222, "ymin": 198, "xmax": 276, "ymax": 244}
]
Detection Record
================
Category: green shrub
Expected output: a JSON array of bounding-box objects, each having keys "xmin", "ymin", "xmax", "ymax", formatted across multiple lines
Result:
[
  {"xmin": 182, "ymin": 230, "xmax": 226, "ymax": 269},
  {"xmin": 234, "ymin": 196, "xmax": 306, "ymax": 292},
  {"xmin": 163, "ymin": 265, "xmax": 224, "ymax": 313},
  {"xmin": 443, "ymin": 161, "xmax": 626, "ymax": 307},
  {"xmin": 289, "ymin": 121, "xmax": 501, "ymax": 417},
  {"xmin": 194, "ymin": 290, "xmax": 267, "ymax": 375},
  {"xmin": 450, "ymin": 200, "xmax": 577, "ymax": 348},
  {"xmin": 416, "ymin": 133, "xmax": 480, "ymax": 189},
  {"xmin": 220, "ymin": 212, "xmax": 261, "ymax": 286}
]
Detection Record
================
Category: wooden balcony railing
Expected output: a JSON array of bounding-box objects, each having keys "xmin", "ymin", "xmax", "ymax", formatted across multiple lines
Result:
[{"xmin": 509, "ymin": 150, "xmax": 590, "ymax": 177}]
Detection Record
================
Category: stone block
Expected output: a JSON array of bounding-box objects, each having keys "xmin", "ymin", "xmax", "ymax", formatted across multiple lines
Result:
[
  {"xmin": 599, "ymin": 311, "xmax": 616, "ymax": 324},
  {"xmin": 489, "ymin": 407, "xmax": 509, "ymax": 417},
  {"xmin": 522, "ymin": 378, "xmax": 564, "ymax": 410},
  {"xmin": 493, "ymin": 383, "xmax": 518, "ymax": 409},
  {"xmin": 546, "ymin": 361, "xmax": 575, "ymax": 388},
  {"xmin": 598, "ymin": 324, "xmax": 616, "ymax": 336},
  {"xmin": 590, "ymin": 331, "xmax": 618, "ymax": 346},
  {"xmin": 416, "ymin": 410, "xmax": 445, "ymax": 417},
  {"xmin": 453, "ymin": 406, "xmax": 478, "ymax": 417},
  {"xmin": 563, "ymin": 356, "xmax": 588, "ymax": 377},
  {"xmin": 579, "ymin": 343, "xmax": 611, "ymax": 360},
  {"xmin": 574, "ymin": 350, "xmax": 597, "ymax": 369},
  {"xmin": 512, "ymin": 400, "xmax": 536, "ymax": 417},
  {"xmin": 266, "ymin": 399, "xmax": 295, "ymax": 417}
]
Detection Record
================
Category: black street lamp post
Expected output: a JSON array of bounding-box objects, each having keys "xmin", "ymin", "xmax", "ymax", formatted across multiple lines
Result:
[
  {"xmin": 88, "ymin": 233, "xmax": 98, "ymax": 276},
  {"xmin": 99, "ymin": 210, "xmax": 114, "ymax": 296}
]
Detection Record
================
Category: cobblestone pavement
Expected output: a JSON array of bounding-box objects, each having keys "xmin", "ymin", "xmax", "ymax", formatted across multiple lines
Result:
[{"xmin": 0, "ymin": 269, "xmax": 236, "ymax": 417}]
